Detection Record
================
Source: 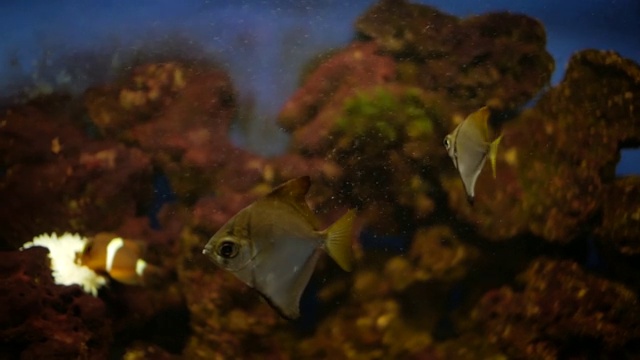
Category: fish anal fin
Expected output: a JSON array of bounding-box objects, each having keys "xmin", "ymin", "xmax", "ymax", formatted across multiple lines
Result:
[
  {"xmin": 322, "ymin": 210, "xmax": 356, "ymax": 272},
  {"xmin": 467, "ymin": 195, "xmax": 475, "ymax": 206},
  {"xmin": 255, "ymin": 249, "xmax": 322, "ymax": 320},
  {"xmin": 257, "ymin": 291, "xmax": 299, "ymax": 320}
]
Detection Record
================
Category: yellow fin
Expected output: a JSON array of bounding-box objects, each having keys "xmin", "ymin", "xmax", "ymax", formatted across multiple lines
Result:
[
  {"xmin": 323, "ymin": 209, "xmax": 356, "ymax": 272},
  {"xmin": 467, "ymin": 106, "xmax": 491, "ymax": 140},
  {"xmin": 489, "ymin": 134, "xmax": 503, "ymax": 178}
]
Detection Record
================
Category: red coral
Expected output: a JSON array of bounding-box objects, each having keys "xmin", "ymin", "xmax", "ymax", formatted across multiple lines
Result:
[{"xmin": 0, "ymin": 100, "xmax": 153, "ymax": 249}]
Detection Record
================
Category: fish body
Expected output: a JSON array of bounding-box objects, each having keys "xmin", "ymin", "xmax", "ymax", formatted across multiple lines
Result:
[
  {"xmin": 80, "ymin": 233, "xmax": 159, "ymax": 285},
  {"xmin": 443, "ymin": 106, "xmax": 503, "ymax": 204},
  {"xmin": 203, "ymin": 176, "xmax": 355, "ymax": 319}
]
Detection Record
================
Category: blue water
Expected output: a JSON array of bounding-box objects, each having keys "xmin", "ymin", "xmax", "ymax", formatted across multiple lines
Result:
[
  {"xmin": 1, "ymin": 0, "xmax": 639, "ymax": 171},
  {"xmin": 617, "ymin": 149, "xmax": 640, "ymax": 176}
]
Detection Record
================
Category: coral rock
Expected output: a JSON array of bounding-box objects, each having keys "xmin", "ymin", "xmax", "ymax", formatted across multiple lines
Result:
[
  {"xmin": 84, "ymin": 61, "xmax": 237, "ymax": 200},
  {"xmin": 384, "ymin": 226, "xmax": 479, "ymax": 292},
  {"xmin": 473, "ymin": 258, "xmax": 640, "ymax": 358},
  {"xmin": 357, "ymin": 0, "xmax": 554, "ymax": 112},
  {"xmin": 596, "ymin": 176, "xmax": 640, "ymax": 255},
  {"xmin": 0, "ymin": 99, "xmax": 152, "ymax": 249},
  {"xmin": 279, "ymin": 42, "xmax": 396, "ymax": 153},
  {"xmin": 446, "ymin": 50, "xmax": 640, "ymax": 243},
  {"xmin": 0, "ymin": 247, "xmax": 111, "ymax": 359}
]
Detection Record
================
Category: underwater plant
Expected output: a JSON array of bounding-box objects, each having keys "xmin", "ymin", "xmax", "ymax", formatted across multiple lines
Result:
[{"xmin": 20, "ymin": 233, "xmax": 107, "ymax": 295}]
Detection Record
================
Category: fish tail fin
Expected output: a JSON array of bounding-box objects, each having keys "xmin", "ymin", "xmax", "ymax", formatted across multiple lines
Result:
[
  {"xmin": 324, "ymin": 209, "xmax": 356, "ymax": 272},
  {"xmin": 489, "ymin": 134, "xmax": 503, "ymax": 179}
]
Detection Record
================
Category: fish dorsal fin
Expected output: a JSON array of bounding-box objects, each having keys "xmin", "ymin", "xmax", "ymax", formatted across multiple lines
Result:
[
  {"xmin": 268, "ymin": 176, "xmax": 311, "ymax": 200},
  {"xmin": 467, "ymin": 106, "xmax": 492, "ymax": 142},
  {"xmin": 266, "ymin": 176, "xmax": 319, "ymax": 229}
]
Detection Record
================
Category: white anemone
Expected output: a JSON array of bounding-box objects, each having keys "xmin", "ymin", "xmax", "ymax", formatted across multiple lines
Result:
[{"xmin": 21, "ymin": 232, "xmax": 107, "ymax": 296}]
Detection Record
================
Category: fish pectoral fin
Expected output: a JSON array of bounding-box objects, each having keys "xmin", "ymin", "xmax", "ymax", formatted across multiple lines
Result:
[
  {"xmin": 323, "ymin": 209, "xmax": 356, "ymax": 272},
  {"xmin": 488, "ymin": 134, "xmax": 503, "ymax": 179}
]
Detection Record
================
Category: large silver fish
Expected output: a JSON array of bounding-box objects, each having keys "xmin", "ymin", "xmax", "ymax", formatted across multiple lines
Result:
[
  {"xmin": 202, "ymin": 176, "xmax": 355, "ymax": 319},
  {"xmin": 443, "ymin": 106, "xmax": 502, "ymax": 204}
]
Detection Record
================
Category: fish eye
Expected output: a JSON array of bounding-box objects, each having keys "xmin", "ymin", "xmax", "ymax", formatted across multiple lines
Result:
[{"xmin": 217, "ymin": 240, "xmax": 238, "ymax": 259}]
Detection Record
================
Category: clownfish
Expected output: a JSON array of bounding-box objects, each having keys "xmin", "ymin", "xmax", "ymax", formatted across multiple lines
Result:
[{"xmin": 79, "ymin": 232, "xmax": 161, "ymax": 285}]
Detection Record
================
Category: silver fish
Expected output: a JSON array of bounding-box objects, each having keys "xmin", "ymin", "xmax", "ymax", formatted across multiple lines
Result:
[
  {"xmin": 443, "ymin": 106, "xmax": 502, "ymax": 204},
  {"xmin": 202, "ymin": 176, "xmax": 355, "ymax": 319}
]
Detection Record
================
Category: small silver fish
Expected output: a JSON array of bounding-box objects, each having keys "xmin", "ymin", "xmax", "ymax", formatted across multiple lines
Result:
[
  {"xmin": 443, "ymin": 106, "xmax": 503, "ymax": 204},
  {"xmin": 202, "ymin": 176, "xmax": 355, "ymax": 319}
]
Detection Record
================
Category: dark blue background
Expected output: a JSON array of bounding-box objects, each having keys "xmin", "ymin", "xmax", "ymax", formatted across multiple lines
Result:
[{"xmin": 1, "ymin": 0, "xmax": 638, "ymax": 173}]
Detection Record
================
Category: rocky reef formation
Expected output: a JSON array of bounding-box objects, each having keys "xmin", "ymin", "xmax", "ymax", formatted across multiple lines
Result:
[
  {"xmin": 278, "ymin": 0, "xmax": 555, "ymax": 235},
  {"xmin": 597, "ymin": 176, "xmax": 640, "ymax": 255},
  {"xmin": 1, "ymin": 0, "xmax": 639, "ymax": 358},
  {"xmin": 0, "ymin": 96, "xmax": 153, "ymax": 249},
  {"xmin": 0, "ymin": 247, "xmax": 111, "ymax": 359},
  {"xmin": 447, "ymin": 49, "xmax": 640, "ymax": 243},
  {"xmin": 355, "ymin": 0, "xmax": 554, "ymax": 113},
  {"xmin": 473, "ymin": 259, "xmax": 640, "ymax": 359}
]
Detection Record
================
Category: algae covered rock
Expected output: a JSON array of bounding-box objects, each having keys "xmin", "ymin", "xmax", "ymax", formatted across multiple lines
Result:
[
  {"xmin": 356, "ymin": 0, "xmax": 554, "ymax": 112},
  {"xmin": 279, "ymin": 0, "xmax": 555, "ymax": 234},
  {"xmin": 299, "ymin": 269, "xmax": 433, "ymax": 359},
  {"xmin": 384, "ymin": 226, "xmax": 479, "ymax": 291},
  {"xmin": 284, "ymin": 83, "xmax": 449, "ymax": 232},
  {"xmin": 0, "ymin": 98, "xmax": 153, "ymax": 248},
  {"xmin": 279, "ymin": 41, "xmax": 396, "ymax": 153},
  {"xmin": 84, "ymin": 61, "xmax": 237, "ymax": 200}
]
